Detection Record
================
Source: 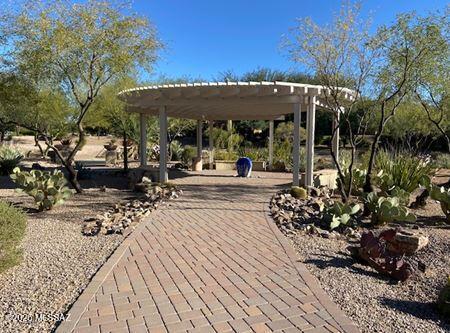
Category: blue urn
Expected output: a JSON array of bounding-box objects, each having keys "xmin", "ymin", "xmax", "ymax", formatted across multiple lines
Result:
[{"xmin": 236, "ymin": 157, "xmax": 252, "ymax": 177}]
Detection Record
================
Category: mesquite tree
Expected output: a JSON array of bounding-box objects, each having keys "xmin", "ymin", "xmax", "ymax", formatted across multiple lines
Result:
[
  {"xmin": 286, "ymin": 2, "xmax": 447, "ymax": 199},
  {"xmin": 1, "ymin": 0, "xmax": 160, "ymax": 192},
  {"xmin": 286, "ymin": 2, "xmax": 379, "ymax": 201}
]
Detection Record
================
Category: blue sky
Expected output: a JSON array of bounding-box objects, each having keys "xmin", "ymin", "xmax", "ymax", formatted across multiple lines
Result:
[{"xmin": 137, "ymin": 0, "xmax": 447, "ymax": 81}]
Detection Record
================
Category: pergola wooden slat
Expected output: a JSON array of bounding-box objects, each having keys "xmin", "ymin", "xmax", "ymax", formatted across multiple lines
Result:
[{"xmin": 118, "ymin": 81, "xmax": 355, "ymax": 185}]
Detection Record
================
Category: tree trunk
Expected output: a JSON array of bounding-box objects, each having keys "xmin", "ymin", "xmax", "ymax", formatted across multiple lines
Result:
[
  {"xmin": 34, "ymin": 133, "xmax": 46, "ymax": 158},
  {"xmin": 123, "ymin": 131, "xmax": 128, "ymax": 172},
  {"xmin": 65, "ymin": 162, "xmax": 83, "ymax": 193}
]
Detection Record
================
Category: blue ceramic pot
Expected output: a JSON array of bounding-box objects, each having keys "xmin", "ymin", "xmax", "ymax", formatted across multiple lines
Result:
[{"xmin": 236, "ymin": 157, "xmax": 252, "ymax": 177}]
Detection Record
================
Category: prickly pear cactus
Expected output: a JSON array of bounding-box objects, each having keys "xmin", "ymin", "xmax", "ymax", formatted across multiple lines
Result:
[
  {"xmin": 322, "ymin": 201, "xmax": 360, "ymax": 230},
  {"xmin": 430, "ymin": 186, "xmax": 450, "ymax": 224},
  {"xmin": 364, "ymin": 192, "xmax": 416, "ymax": 225},
  {"xmin": 10, "ymin": 167, "xmax": 73, "ymax": 211}
]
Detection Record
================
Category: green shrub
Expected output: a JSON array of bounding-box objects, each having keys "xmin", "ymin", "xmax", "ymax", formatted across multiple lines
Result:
[
  {"xmin": 364, "ymin": 192, "xmax": 416, "ymax": 225},
  {"xmin": 290, "ymin": 186, "xmax": 307, "ymax": 199},
  {"xmin": 273, "ymin": 141, "xmax": 306, "ymax": 171},
  {"xmin": 10, "ymin": 168, "xmax": 73, "ymax": 211},
  {"xmin": 274, "ymin": 122, "xmax": 306, "ymax": 143},
  {"xmin": 322, "ymin": 201, "xmax": 360, "ymax": 230},
  {"xmin": 433, "ymin": 153, "xmax": 450, "ymax": 169},
  {"xmin": 214, "ymin": 149, "xmax": 239, "ymax": 161},
  {"xmin": 0, "ymin": 146, "xmax": 23, "ymax": 176},
  {"xmin": 0, "ymin": 201, "xmax": 26, "ymax": 273},
  {"xmin": 239, "ymin": 147, "xmax": 268, "ymax": 161},
  {"xmin": 430, "ymin": 185, "xmax": 450, "ymax": 224},
  {"xmin": 181, "ymin": 145, "xmax": 197, "ymax": 167},
  {"xmin": 170, "ymin": 140, "xmax": 184, "ymax": 161}
]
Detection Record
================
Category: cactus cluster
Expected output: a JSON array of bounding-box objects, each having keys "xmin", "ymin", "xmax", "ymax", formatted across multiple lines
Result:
[
  {"xmin": 10, "ymin": 167, "xmax": 73, "ymax": 211},
  {"xmin": 430, "ymin": 185, "xmax": 450, "ymax": 224},
  {"xmin": 290, "ymin": 186, "xmax": 307, "ymax": 199},
  {"xmin": 322, "ymin": 201, "xmax": 360, "ymax": 230},
  {"xmin": 364, "ymin": 192, "xmax": 416, "ymax": 225}
]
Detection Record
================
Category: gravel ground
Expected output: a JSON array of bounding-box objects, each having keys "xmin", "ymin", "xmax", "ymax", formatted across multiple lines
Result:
[
  {"xmin": 288, "ymin": 200, "xmax": 450, "ymax": 333},
  {"xmin": 0, "ymin": 175, "xmax": 137, "ymax": 333}
]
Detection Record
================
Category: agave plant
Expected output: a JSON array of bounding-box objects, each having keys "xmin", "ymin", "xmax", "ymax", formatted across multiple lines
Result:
[
  {"xmin": 430, "ymin": 185, "xmax": 450, "ymax": 224},
  {"xmin": 322, "ymin": 200, "xmax": 360, "ymax": 230},
  {"xmin": 0, "ymin": 146, "xmax": 23, "ymax": 176},
  {"xmin": 364, "ymin": 192, "xmax": 416, "ymax": 225},
  {"xmin": 10, "ymin": 167, "xmax": 73, "ymax": 211}
]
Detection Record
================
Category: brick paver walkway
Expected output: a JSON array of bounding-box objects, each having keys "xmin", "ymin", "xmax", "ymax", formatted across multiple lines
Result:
[{"xmin": 57, "ymin": 171, "xmax": 359, "ymax": 333}]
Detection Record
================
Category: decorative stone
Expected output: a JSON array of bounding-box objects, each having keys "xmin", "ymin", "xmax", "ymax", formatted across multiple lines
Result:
[
  {"xmin": 386, "ymin": 229, "xmax": 429, "ymax": 256},
  {"xmin": 81, "ymin": 184, "xmax": 182, "ymax": 236}
]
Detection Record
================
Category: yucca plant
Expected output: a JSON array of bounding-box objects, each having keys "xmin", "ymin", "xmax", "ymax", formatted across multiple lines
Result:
[
  {"xmin": 0, "ymin": 146, "xmax": 23, "ymax": 176},
  {"xmin": 10, "ymin": 167, "xmax": 73, "ymax": 211},
  {"xmin": 374, "ymin": 149, "xmax": 432, "ymax": 195}
]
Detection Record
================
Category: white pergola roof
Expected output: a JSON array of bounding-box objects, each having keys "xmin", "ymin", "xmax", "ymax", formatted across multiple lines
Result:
[{"xmin": 118, "ymin": 81, "xmax": 355, "ymax": 120}]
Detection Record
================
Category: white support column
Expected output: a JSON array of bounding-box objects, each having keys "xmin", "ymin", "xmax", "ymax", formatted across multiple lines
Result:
[
  {"xmin": 139, "ymin": 113, "xmax": 147, "ymax": 167},
  {"xmin": 209, "ymin": 120, "xmax": 214, "ymax": 170},
  {"xmin": 268, "ymin": 120, "xmax": 274, "ymax": 170},
  {"xmin": 332, "ymin": 111, "xmax": 340, "ymax": 167},
  {"xmin": 159, "ymin": 106, "xmax": 168, "ymax": 183},
  {"xmin": 306, "ymin": 95, "xmax": 316, "ymax": 187},
  {"xmin": 292, "ymin": 104, "xmax": 301, "ymax": 186},
  {"xmin": 196, "ymin": 120, "xmax": 203, "ymax": 158}
]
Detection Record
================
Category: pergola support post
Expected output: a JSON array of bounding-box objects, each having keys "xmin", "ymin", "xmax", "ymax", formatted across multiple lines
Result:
[
  {"xmin": 139, "ymin": 113, "xmax": 147, "ymax": 167},
  {"xmin": 209, "ymin": 121, "xmax": 214, "ymax": 170},
  {"xmin": 292, "ymin": 104, "xmax": 301, "ymax": 186},
  {"xmin": 159, "ymin": 106, "xmax": 168, "ymax": 183},
  {"xmin": 268, "ymin": 120, "xmax": 274, "ymax": 170},
  {"xmin": 306, "ymin": 95, "xmax": 316, "ymax": 187},
  {"xmin": 196, "ymin": 120, "xmax": 203, "ymax": 170},
  {"xmin": 332, "ymin": 111, "xmax": 340, "ymax": 167}
]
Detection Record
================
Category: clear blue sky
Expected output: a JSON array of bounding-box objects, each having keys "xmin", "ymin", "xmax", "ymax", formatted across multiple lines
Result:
[{"xmin": 136, "ymin": 0, "xmax": 447, "ymax": 81}]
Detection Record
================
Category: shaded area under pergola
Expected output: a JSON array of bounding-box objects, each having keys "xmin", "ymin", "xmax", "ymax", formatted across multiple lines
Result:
[{"xmin": 118, "ymin": 81, "xmax": 355, "ymax": 186}]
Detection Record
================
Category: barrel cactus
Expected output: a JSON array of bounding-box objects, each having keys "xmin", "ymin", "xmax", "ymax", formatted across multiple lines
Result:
[
  {"xmin": 10, "ymin": 167, "xmax": 73, "ymax": 211},
  {"xmin": 290, "ymin": 186, "xmax": 307, "ymax": 199},
  {"xmin": 430, "ymin": 185, "xmax": 450, "ymax": 224}
]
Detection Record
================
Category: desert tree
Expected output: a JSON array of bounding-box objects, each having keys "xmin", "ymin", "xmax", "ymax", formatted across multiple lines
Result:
[
  {"xmin": 286, "ymin": 2, "xmax": 446, "ymax": 199},
  {"xmin": 1, "ymin": 0, "xmax": 161, "ymax": 192},
  {"xmin": 286, "ymin": 2, "xmax": 379, "ymax": 200},
  {"xmin": 413, "ymin": 11, "xmax": 449, "ymax": 152}
]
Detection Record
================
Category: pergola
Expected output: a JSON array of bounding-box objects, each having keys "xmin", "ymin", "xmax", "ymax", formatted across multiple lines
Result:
[{"xmin": 118, "ymin": 81, "xmax": 355, "ymax": 186}]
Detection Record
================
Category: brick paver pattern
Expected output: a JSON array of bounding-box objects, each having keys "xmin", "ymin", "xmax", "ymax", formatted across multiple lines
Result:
[{"xmin": 58, "ymin": 171, "xmax": 358, "ymax": 333}]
